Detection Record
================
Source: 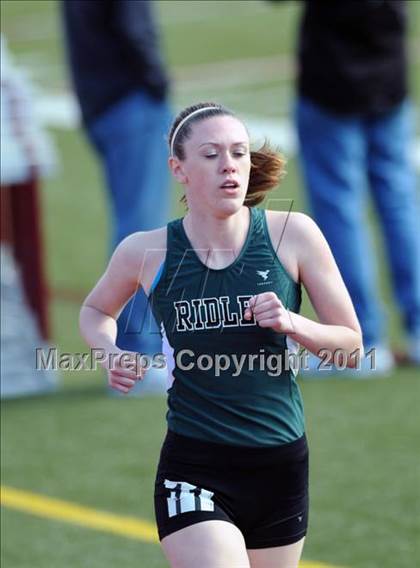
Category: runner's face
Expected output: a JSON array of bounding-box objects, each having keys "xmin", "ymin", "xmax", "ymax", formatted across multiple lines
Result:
[{"xmin": 180, "ymin": 115, "xmax": 251, "ymax": 215}]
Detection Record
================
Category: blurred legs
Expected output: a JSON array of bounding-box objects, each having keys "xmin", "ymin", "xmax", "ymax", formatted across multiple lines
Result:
[{"xmin": 88, "ymin": 90, "xmax": 171, "ymax": 354}]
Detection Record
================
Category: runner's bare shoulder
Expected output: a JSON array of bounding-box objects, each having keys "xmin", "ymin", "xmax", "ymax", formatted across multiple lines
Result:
[
  {"xmin": 116, "ymin": 227, "xmax": 168, "ymax": 293},
  {"xmin": 264, "ymin": 210, "xmax": 317, "ymax": 283}
]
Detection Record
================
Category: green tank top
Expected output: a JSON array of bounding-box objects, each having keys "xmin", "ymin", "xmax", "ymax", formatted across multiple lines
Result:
[{"xmin": 150, "ymin": 207, "xmax": 305, "ymax": 447}]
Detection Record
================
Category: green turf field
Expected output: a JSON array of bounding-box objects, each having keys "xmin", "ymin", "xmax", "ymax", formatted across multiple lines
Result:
[{"xmin": 1, "ymin": 1, "xmax": 420, "ymax": 567}]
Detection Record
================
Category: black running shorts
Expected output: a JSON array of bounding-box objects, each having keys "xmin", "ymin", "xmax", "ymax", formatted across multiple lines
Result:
[{"xmin": 154, "ymin": 430, "xmax": 309, "ymax": 549}]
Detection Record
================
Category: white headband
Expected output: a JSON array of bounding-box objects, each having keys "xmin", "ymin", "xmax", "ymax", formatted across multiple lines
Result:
[{"xmin": 170, "ymin": 106, "xmax": 217, "ymax": 156}]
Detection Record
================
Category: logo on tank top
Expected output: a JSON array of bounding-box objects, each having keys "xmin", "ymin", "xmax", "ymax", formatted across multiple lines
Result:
[
  {"xmin": 256, "ymin": 269, "xmax": 273, "ymax": 286},
  {"xmin": 174, "ymin": 295, "xmax": 257, "ymax": 332}
]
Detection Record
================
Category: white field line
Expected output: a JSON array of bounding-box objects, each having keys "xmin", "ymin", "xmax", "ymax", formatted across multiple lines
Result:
[
  {"xmin": 31, "ymin": 89, "xmax": 420, "ymax": 172},
  {"xmin": 3, "ymin": 45, "xmax": 414, "ymax": 169},
  {"xmin": 32, "ymin": 90, "xmax": 297, "ymax": 155}
]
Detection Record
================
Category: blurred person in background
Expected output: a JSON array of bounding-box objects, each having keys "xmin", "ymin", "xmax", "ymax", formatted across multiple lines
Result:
[
  {"xmin": 274, "ymin": 0, "xmax": 420, "ymax": 375},
  {"xmin": 62, "ymin": 0, "xmax": 171, "ymax": 392}
]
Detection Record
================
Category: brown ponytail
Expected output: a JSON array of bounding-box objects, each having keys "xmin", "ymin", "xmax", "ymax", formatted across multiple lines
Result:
[{"xmin": 245, "ymin": 143, "xmax": 286, "ymax": 207}]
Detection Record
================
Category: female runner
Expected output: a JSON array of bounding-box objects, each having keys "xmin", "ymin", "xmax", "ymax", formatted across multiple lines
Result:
[{"xmin": 80, "ymin": 102, "xmax": 363, "ymax": 568}]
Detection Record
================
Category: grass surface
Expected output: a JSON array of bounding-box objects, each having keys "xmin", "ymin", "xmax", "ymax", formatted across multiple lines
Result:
[
  {"xmin": 2, "ymin": 371, "xmax": 420, "ymax": 568},
  {"xmin": 1, "ymin": 1, "xmax": 419, "ymax": 567}
]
